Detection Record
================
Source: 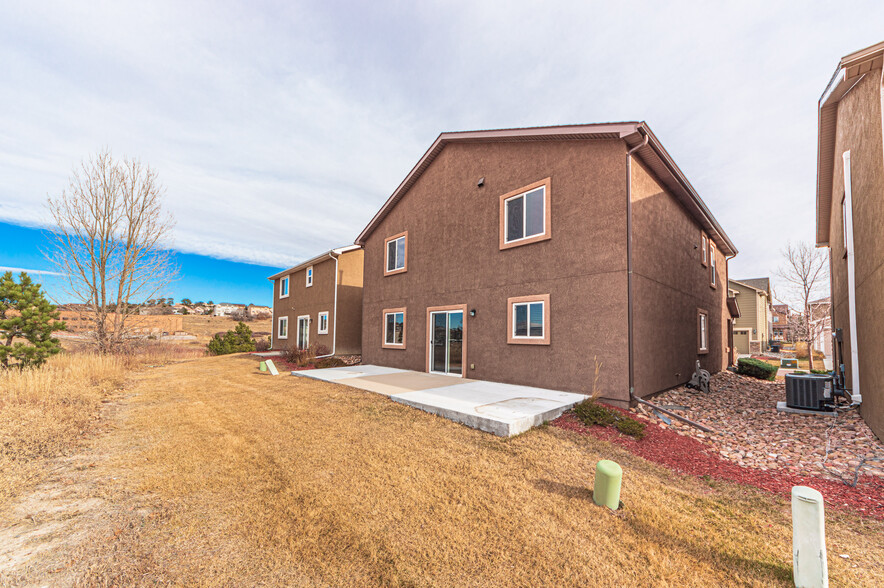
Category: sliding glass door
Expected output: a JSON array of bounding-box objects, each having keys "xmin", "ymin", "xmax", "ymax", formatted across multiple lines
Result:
[{"xmin": 430, "ymin": 310, "xmax": 463, "ymax": 375}]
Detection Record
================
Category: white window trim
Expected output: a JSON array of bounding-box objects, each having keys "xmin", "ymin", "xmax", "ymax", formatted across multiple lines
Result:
[
  {"xmin": 710, "ymin": 243, "xmax": 717, "ymax": 287},
  {"xmin": 279, "ymin": 276, "xmax": 289, "ymax": 299},
  {"xmin": 511, "ymin": 300, "xmax": 545, "ymax": 340},
  {"xmin": 306, "ymin": 266, "xmax": 313, "ymax": 288},
  {"xmin": 386, "ymin": 236, "xmax": 406, "ymax": 272},
  {"xmin": 698, "ymin": 311, "xmax": 708, "ymax": 353},
  {"xmin": 384, "ymin": 311, "xmax": 405, "ymax": 346},
  {"xmin": 504, "ymin": 187, "xmax": 547, "ymax": 244},
  {"xmin": 318, "ymin": 311, "xmax": 329, "ymax": 335},
  {"xmin": 277, "ymin": 316, "xmax": 288, "ymax": 339},
  {"xmin": 701, "ymin": 233, "xmax": 708, "ymax": 265}
]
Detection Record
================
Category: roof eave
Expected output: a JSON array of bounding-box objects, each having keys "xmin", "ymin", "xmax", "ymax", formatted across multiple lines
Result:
[{"xmin": 266, "ymin": 245, "xmax": 361, "ymax": 281}]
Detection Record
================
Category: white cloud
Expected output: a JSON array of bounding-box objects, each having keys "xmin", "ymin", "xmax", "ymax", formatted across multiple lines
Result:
[
  {"xmin": 1, "ymin": 0, "xmax": 883, "ymax": 284},
  {"xmin": 0, "ymin": 266, "xmax": 65, "ymax": 277}
]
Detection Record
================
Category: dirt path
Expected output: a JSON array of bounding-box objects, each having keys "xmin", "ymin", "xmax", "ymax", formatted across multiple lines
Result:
[{"xmin": 0, "ymin": 387, "xmax": 148, "ymax": 586}]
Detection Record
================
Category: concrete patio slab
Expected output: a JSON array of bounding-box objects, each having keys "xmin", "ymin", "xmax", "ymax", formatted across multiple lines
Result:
[
  {"xmin": 292, "ymin": 365, "xmax": 406, "ymax": 382},
  {"xmin": 294, "ymin": 364, "xmax": 587, "ymax": 436},
  {"xmin": 343, "ymin": 372, "xmax": 474, "ymax": 397}
]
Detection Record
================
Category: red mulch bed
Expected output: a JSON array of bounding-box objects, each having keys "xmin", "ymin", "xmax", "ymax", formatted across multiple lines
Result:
[{"xmin": 552, "ymin": 411, "xmax": 884, "ymax": 520}]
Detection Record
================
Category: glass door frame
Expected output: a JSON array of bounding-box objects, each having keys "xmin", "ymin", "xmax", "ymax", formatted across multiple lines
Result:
[
  {"xmin": 425, "ymin": 304, "xmax": 467, "ymax": 377},
  {"xmin": 297, "ymin": 314, "xmax": 310, "ymax": 350}
]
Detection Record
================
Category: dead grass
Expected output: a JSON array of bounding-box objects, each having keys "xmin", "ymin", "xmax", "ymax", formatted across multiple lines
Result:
[
  {"xmin": 0, "ymin": 342, "xmax": 205, "ymax": 509},
  {"xmin": 181, "ymin": 315, "xmax": 272, "ymax": 344},
  {"xmin": 62, "ymin": 355, "xmax": 883, "ymax": 587}
]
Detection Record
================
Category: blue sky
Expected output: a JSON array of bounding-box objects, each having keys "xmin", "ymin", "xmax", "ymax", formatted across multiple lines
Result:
[
  {"xmin": 2, "ymin": 1, "xmax": 884, "ymax": 306},
  {"xmin": 1, "ymin": 221, "xmax": 279, "ymax": 305}
]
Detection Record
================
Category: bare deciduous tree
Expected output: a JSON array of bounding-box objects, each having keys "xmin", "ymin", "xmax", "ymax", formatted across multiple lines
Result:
[
  {"xmin": 46, "ymin": 150, "xmax": 177, "ymax": 352},
  {"xmin": 775, "ymin": 242, "xmax": 829, "ymax": 370}
]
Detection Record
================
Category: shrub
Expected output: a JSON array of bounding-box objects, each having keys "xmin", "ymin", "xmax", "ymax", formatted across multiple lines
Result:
[
  {"xmin": 315, "ymin": 357, "xmax": 346, "ymax": 369},
  {"xmin": 254, "ymin": 338, "xmax": 271, "ymax": 352},
  {"xmin": 793, "ymin": 341, "xmax": 825, "ymax": 361},
  {"xmin": 810, "ymin": 369, "xmax": 830, "ymax": 375},
  {"xmin": 285, "ymin": 343, "xmax": 335, "ymax": 368},
  {"xmin": 207, "ymin": 322, "xmax": 256, "ymax": 355},
  {"xmin": 571, "ymin": 399, "xmax": 646, "ymax": 439},
  {"xmin": 736, "ymin": 357, "xmax": 778, "ymax": 381},
  {"xmin": 615, "ymin": 418, "xmax": 646, "ymax": 440},
  {"xmin": 573, "ymin": 399, "xmax": 616, "ymax": 426}
]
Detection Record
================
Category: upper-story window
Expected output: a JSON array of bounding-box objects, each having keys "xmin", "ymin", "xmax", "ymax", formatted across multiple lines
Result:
[
  {"xmin": 385, "ymin": 231, "xmax": 408, "ymax": 276},
  {"xmin": 280, "ymin": 276, "xmax": 289, "ymax": 298},
  {"xmin": 306, "ymin": 266, "xmax": 313, "ymax": 287},
  {"xmin": 701, "ymin": 233, "xmax": 708, "ymax": 266},
  {"xmin": 709, "ymin": 242, "xmax": 717, "ymax": 288},
  {"xmin": 499, "ymin": 178, "xmax": 551, "ymax": 250}
]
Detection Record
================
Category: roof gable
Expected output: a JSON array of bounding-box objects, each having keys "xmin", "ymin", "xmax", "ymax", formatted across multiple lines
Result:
[{"xmin": 355, "ymin": 122, "xmax": 736, "ymax": 256}]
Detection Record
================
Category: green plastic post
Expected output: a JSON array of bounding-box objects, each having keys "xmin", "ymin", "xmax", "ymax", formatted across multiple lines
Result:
[
  {"xmin": 259, "ymin": 361, "xmax": 268, "ymax": 372},
  {"xmin": 593, "ymin": 460, "xmax": 623, "ymax": 510}
]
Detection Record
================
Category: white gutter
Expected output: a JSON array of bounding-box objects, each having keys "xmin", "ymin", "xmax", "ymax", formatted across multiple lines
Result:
[
  {"xmin": 842, "ymin": 151, "xmax": 861, "ymax": 403},
  {"xmin": 315, "ymin": 251, "xmax": 339, "ymax": 359}
]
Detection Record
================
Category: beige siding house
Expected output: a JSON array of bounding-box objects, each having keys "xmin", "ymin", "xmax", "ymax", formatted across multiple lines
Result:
[{"xmin": 728, "ymin": 278, "xmax": 772, "ymax": 354}]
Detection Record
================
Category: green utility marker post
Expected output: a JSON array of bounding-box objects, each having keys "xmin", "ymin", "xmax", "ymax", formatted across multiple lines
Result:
[
  {"xmin": 259, "ymin": 361, "xmax": 268, "ymax": 372},
  {"xmin": 593, "ymin": 460, "xmax": 623, "ymax": 510}
]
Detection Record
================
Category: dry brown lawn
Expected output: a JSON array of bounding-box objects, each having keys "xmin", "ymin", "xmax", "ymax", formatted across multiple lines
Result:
[
  {"xmin": 1, "ymin": 354, "xmax": 877, "ymax": 586},
  {"xmin": 181, "ymin": 315, "xmax": 272, "ymax": 345}
]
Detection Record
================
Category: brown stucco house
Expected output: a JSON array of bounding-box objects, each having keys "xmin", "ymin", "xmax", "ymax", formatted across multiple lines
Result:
[
  {"xmin": 269, "ymin": 246, "xmax": 364, "ymax": 355},
  {"xmin": 355, "ymin": 122, "xmax": 737, "ymax": 406},
  {"xmin": 816, "ymin": 40, "xmax": 884, "ymax": 439}
]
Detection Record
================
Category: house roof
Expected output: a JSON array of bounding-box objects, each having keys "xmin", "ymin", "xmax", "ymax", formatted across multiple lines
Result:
[
  {"xmin": 355, "ymin": 122, "xmax": 737, "ymax": 256},
  {"xmin": 267, "ymin": 245, "xmax": 361, "ymax": 281},
  {"xmin": 816, "ymin": 40, "xmax": 884, "ymax": 246},
  {"xmin": 729, "ymin": 277, "xmax": 771, "ymax": 297}
]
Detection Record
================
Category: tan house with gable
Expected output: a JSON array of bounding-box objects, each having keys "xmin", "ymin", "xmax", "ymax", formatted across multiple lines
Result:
[
  {"xmin": 269, "ymin": 246, "xmax": 364, "ymax": 355},
  {"xmin": 816, "ymin": 40, "xmax": 884, "ymax": 439},
  {"xmin": 355, "ymin": 122, "xmax": 738, "ymax": 407},
  {"xmin": 728, "ymin": 278, "xmax": 772, "ymax": 354}
]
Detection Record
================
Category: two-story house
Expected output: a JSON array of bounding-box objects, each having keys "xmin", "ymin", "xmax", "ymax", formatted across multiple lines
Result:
[
  {"xmin": 355, "ymin": 122, "xmax": 737, "ymax": 406},
  {"xmin": 816, "ymin": 40, "xmax": 884, "ymax": 439},
  {"xmin": 728, "ymin": 277, "xmax": 772, "ymax": 354},
  {"xmin": 269, "ymin": 246, "xmax": 364, "ymax": 355}
]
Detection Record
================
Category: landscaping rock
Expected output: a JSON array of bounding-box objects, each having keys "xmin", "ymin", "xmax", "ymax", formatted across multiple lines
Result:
[{"xmin": 635, "ymin": 370, "xmax": 884, "ymax": 482}]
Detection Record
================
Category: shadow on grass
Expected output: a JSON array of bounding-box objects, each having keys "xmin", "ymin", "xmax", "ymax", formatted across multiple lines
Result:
[{"xmin": 531, "ymin": 478, "xmax": 594, "ymax": 503}]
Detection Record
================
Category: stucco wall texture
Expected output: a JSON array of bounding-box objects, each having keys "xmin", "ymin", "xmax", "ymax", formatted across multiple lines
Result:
[
  {"xmin": 361, "ymin": 138, "xmax": 730, "ymax": 404},
  {"xmin": 827, "ymin": 70, "xmax": 884, "ymax": 439},
  {"xmin": 271, "ymin": 249, "xmax": 364, "ymax": 355}
]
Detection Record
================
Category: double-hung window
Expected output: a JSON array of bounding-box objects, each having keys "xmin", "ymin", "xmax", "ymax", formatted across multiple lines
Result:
[
  {"xmin": 318, "ymin": 311, "xmax": 329, "ymax": 334},
  {"xmin": 701, "ymin": 233, "xmax": 708, "ymax": 266},
  {"xmin": 698, "ymin": 309, "xmax": 708, "ymax": 354},
  {"xmin": 709, "ymin": 243, "xmax": 717, "ymax": 288},
  {"xmin": 499, "ymin": 178, "xmax": 551, "ymax": 250},
  {"xmin": 278, "ymin": 316, "xmax": 289, "ymax": 339},
  {"xmin": 385, "ymin": 232, "xmax": 408, "ymax": 276},
  {"xmin": 306, "ymin": 266, "xmax": 313, "ymax": 287},
  {"xmin": 507, "ymin": 294, "xmax": 550, "ymax": 345},
  {"xmin": 383, "ymin": 308, "xmax": 406, "ymax": 348},
  {"xmin": 280, "ymin": 276, "xmax": 289, "ymax": 298}
]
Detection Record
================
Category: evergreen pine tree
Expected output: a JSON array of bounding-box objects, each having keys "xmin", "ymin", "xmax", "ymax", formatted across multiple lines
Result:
[{"xmin": 0, "ymin": 272, "xmax": 66, "ymax": 369}]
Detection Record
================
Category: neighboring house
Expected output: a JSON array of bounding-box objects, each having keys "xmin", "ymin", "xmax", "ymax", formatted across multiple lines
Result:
[
  {"xmin": 246, "ymin": 304, "xmax": 272, "ymax": 320},
  {"xmin": 269, "ymin": 246, "xmax": 364, "ymax": 355},
  {"xmin": 355, "ymin": 122, "xmax": 737, "ymax": 407},
  {"xmin": 728, "ymin": 278, "xmax": 772, "ymax": 354},
  {"xmin": 810, "ymin": 297, "xmax": 833, "ymax": 358},
  {"xmin": 816, "ymin": 40, "xmax": 884, "ymax": 439},
  {"xmin": 772, "ymin": 304, "xmax": 793, "ymax": 341},
  {"xmin": 213, "ymin": 303, "xmax": 246, "ymax": 317}
]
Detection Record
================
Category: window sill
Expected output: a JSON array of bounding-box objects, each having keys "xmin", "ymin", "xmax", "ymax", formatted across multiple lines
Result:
[
  {"xmin": 384, "ymin": 267, "xmax": 407, "ymax": 277},
  {"xmin": 698, "ymin": 349, "xmax": 709, "ymax": 355},
  {"xmin": 508, "ymin": 338, "xmax": 550, "ymax": 346},
  {"xmin": 382, "ymin": 343, "xmax": 406, "ymax": 350}
]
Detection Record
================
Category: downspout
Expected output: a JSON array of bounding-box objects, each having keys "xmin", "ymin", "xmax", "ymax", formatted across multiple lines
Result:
[
  {"xmin": 315, "ymin": 251, "xmax": 339, "ymax": 359},
  {"xmin": 626, "ymin": 127, "xmax": 648, "ymax": 405},
  {"xmin": 842, "ymin": 151, "xmax": 861, "ymax": 403}
]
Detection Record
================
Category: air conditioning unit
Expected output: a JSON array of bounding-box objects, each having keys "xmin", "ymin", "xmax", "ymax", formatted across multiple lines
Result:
[{"xmin": 785, "ymin": 374, "xmax": 833, "ymax": 411}]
